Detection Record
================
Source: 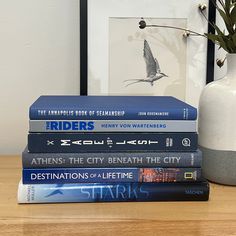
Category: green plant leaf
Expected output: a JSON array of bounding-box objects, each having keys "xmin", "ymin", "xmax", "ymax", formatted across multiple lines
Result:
[
  {"xmin": 217, "ymin": 7, "xmax": 235, "ymax": 34},
  {"xmin": 226, "ymin": 39, "xmax": 235, "ymax": 52},
  {"xmin": 224, "ymin": 34, "xmax": 236, "ymax": 52},
  {"xmin": 231, "ymin": 4, "xmax": 236, "ymax": 24},
  {"xmin": 232, "ymin": 32, "xmax": 236, "ymax": 44},
  {"xmin": 225, "ymin": 0, "xmax": 231, "ymax": 11},
  {"xmin": 217, "ymin": 0, "xmax": 227, "ymax": 12},
  {"xmin": 217, "ymin": 8, "xmax": 230, "ymax": 25},
  {"xmin": 229, "ymin": 33, "xmax": 236, "ymax": 52},
  {"xmin": 205, "ymin": 33, "xmax": 229, "ymax": 51},
  {"xmin": 213, "ymin": 23, "xmax": 225, "ymax": 36},
  {"xmin": 219, "ymin": 36, "xmax": 231, "ymax": 51},
  {"xmin": 205, "ymin": 33, "xmax": 220, "ymax": 42}
]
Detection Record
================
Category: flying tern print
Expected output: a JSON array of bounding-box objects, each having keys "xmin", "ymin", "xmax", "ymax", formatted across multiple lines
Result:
[{"xmin": 124, "ymin": 40, "xmax": 168, "ymax": 87}]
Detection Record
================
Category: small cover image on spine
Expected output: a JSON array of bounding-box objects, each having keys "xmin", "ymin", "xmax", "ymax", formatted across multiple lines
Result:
[{"xmin": 22, "ymin": 167, "xmax": 202, "ymax": 184}]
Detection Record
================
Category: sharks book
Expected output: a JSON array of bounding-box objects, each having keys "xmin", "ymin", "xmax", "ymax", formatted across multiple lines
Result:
[{"xmin": 18, "ymin": 181, "xmax": 209, "ymax": 203}]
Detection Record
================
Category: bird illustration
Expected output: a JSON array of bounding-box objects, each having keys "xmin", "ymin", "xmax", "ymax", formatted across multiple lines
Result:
[{"xmin": 124, "ymin": 40, "xmax": 168, "ymax": 87}]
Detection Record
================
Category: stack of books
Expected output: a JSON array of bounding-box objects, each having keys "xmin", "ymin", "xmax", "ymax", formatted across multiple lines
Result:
[{"xmin": 18, "ymin": 95, "xmax": 209, "ymax": 203}]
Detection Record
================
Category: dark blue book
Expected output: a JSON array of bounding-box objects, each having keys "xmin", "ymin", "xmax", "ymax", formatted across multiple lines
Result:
[
  {"xmin": 22, "ymin": 167, "xmax": 202, "ymax": 184},
  {"xmin": 18, "ymin": 181, "xmax": 210, "ymax": 203},
  {"xmin": 29, "ymin": 96, "xmax": 197, "ymax": 120},
  {"xmin": 22, "ymin": 147, "xmax": 202, "ymax": 168},
  {"xmin": 28, "ymin": 132, "xmax": 198, "ymax": 153}
]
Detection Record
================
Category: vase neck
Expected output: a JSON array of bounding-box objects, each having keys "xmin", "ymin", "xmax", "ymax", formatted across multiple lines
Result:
[{"xmin": 227, "ymin": 54, "xmax": 236, "ymax": 78}]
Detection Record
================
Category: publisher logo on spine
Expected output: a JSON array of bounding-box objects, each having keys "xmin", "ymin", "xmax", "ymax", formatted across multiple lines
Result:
[
  {"xmin": 46, "ymin": 121, "xmax": 94, "ymax": 131},
  {"xmin": 182, "ymin": 138, "xmax": 191, "ymax": 147}
]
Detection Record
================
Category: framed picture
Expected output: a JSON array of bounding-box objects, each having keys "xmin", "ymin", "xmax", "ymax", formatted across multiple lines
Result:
[{"xmin": 80, "ymin": 0, "xmax": 215, "ymax": 107}]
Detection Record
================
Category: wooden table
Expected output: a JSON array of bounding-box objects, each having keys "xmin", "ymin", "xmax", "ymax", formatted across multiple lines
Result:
[{"xmin": 1, "ymin": 156, "xmax": 236, "ymax": 236}]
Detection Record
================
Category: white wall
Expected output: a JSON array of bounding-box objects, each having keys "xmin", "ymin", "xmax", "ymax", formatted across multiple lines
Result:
[
  {"xmin": 0, "ymin": 1, "xmax": 227, "ymax": 155},
  {"xmin": 0, "ymin": 0, "xmax": 80, "ymax": 154}
]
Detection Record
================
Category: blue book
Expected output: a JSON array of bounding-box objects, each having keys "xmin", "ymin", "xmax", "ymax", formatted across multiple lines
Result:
[
  {"xmin": 28, "ymin": 132, "xmax": 198, "ymax": 153},
  {"xmin": 22, "ymin": 147, "xmax": 202, "ymax": 168},
  {"xmin": 29, "ymin": 120, "xmax": 197, "ymax": 132},
  {"xmin": 18, "ymin": 181, "xmax": 209, "ymax": 203},
  {"xmin": 29, "ymin": 96, "xmax": 197, "ymax": 120},
  {"xmin": 22, "ymin": 167, "xmax": 202, "ymax": 184}
]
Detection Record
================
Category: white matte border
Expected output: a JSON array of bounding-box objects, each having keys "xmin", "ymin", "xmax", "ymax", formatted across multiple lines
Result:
[{"xmin": 87, "ymin": 0, "xmax": 209, "ymax": 107}]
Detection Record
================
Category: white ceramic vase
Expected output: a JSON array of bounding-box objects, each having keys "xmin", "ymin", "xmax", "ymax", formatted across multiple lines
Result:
[{"xmin": 199, "ymin": 53, "xmax": 236, "ymax": 185}]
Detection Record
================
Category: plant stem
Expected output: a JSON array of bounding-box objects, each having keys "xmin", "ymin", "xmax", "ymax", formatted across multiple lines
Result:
[
  {"xmin": 145, "ymin": 24, "xmax": 207, "ymax": 38},
  {"xmin": 199, "ymin": 8, "xmax": 216, "ymax": 29}
]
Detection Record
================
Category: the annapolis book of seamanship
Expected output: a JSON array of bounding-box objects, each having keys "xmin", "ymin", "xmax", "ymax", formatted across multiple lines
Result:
[{"xmin": 29, "ymin": 96, "xmax": 197, "ymax": 120}]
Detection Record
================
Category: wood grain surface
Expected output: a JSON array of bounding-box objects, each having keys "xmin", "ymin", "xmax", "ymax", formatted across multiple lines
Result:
[{"xmin": 1, "ymin": 155, "xmax": 236, "ymax": 236}]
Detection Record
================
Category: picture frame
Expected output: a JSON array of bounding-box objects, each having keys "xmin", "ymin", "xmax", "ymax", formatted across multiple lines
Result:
[{"xmin": 80, "ymin": 0, "xmax": 215, "ymax": 107}]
